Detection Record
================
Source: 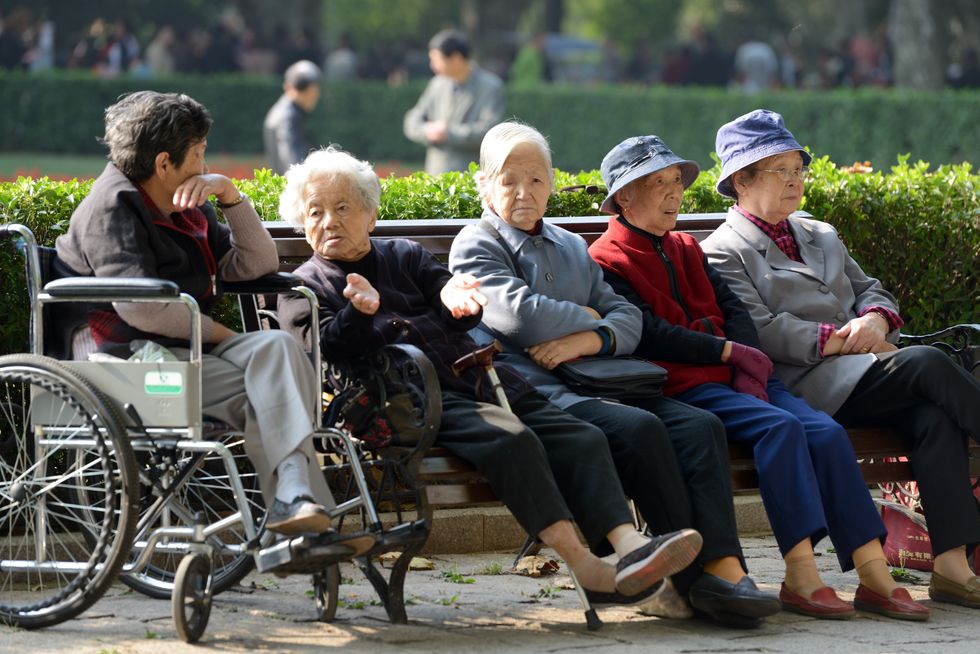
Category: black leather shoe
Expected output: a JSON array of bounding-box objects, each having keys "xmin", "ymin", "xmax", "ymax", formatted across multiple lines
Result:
[
  {"xmin": 585, "ymin": 580, "xmax": 662, "ymax": 607},
  {"xmin": 689, "ymin": 574, "xmax": 782, "ymax": 626}
]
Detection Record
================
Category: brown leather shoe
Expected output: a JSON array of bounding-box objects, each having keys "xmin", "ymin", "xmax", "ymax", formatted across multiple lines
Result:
[
  {"xmin": 854, "ymin": 584, "xmax": 930, "ymax": 621},
  {"xmin": 779, "ymin": 583, "xmax": 855, "ymax": 619},
  {"xmin": 929, "ymin": 572, "xmax": 980, "ymax": 608}
]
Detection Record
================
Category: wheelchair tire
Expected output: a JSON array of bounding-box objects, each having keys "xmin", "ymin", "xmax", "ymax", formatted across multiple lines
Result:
[
  {"xmin": 0, "ymin": 354, "xmax": 138, "ymax": 629},
  {"xmin": 312, "ymin": 563, "xmax": 340, "ymax": 622},
  {"xmin": 119, "ymin": 432, "xmax": 269, "ymax": 600},
  {"xmin": 172, "ymin": 552, "xmax": 212, "ymax": 643}
]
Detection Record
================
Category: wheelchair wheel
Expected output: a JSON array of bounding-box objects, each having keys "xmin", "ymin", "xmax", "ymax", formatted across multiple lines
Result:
[
  {"xmin": 119, "ymin": 433, "xmax": 268, "ymax": 600},
  {"xmin": 172, "ymin": 551, "xmax": 212, "ymax": 643},
  {"xmin": 312, "ymin": 563, "xmax": 340, "ymax": 622},
  {"xmin": 0, "ymin": 354, "xmax": 138, "ymax": 629}
]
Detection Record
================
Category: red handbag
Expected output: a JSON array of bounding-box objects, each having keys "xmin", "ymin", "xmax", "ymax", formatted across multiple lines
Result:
[{"xmin": 879, "ymin": 464, "xmax": 980, "ymax": 572}]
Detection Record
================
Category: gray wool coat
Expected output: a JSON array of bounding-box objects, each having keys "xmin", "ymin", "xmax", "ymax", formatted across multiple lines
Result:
[{"xmin": 701, "ymin": 208, "xmax": 900, "ymax": 415}]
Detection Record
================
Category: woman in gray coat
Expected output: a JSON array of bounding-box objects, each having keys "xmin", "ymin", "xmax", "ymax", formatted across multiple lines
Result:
[{"xmin": 701, "ymin": 108, "xmax": 980, "ymax": 612}]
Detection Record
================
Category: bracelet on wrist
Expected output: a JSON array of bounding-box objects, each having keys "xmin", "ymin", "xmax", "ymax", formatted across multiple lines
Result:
[{"xmin": 216, "ymin": 191, "xmax": 248, "ymax": 209}]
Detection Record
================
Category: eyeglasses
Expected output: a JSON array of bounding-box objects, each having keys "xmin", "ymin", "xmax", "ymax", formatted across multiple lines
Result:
[{"xmin": 756, "ymin": 167, "xmax": 810, "ymax": 182}]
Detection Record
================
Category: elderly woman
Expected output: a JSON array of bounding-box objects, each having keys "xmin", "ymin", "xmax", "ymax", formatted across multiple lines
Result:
[
  {"xmin": 54, "ymin": 91, "xmax": 336, "ymax": 538},
  {"xmin": 448, "ymin": 122, "xmax": 781, "ymax": 628},
  {"xmin": 275, "ymin": 147, "xmax": 702, "ymax": 604},
  {"xmin": 702, "ymin": 108, "xmax": 980, "ymax": 613},
  {"xmin": 590, "ymin": 133, "xmax": 924, "ymax": 621}
]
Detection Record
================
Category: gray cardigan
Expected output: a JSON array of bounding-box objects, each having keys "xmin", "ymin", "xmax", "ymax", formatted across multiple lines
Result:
[
  {"xmin": 449, "ymin": 210, "xmax": 642, "ymax": 409},
  {"xmin": 701, "ymin": 208, "xmax": 900, "ymax": 415}
]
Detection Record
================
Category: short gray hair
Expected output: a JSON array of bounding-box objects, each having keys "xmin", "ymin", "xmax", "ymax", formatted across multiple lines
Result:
[
  {"xmin": 279, "ymin": 147, "xmax": 382, "ymax": 231},
  {"xmin": 477, "ymin": 121, "xmax": 554, "ymax": 199}
]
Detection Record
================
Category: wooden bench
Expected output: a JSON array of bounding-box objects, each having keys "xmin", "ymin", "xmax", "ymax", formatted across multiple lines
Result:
[{"xmin": 258, "ymin": 214, "xmax": 980, "ymax": 505}]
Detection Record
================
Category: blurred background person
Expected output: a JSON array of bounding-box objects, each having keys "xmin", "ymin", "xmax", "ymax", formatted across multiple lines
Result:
[{"xmin": 263, "ymin": 59, "xmax": 322, "ymax": 174}]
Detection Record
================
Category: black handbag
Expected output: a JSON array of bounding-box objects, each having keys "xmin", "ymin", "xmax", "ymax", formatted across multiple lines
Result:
[{"xmin": 556, "ymin": 356, "xmax": 667, "ymax": 401}]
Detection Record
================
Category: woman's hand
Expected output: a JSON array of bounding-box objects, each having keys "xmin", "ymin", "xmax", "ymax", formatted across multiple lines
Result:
[
  {"xmin": 440, "ymin": 273, "xmax": 487, "ymax": 319},
  {"xmin": 343, "ymin": 273, "xmax": 381, "ymax": 315},
  {"xmin": 527, "ymin": 331, "xmax": 602, "ymax": 370},
  {"xmin": 835, "ymin": 313, "xmax": 889, "ymax": 355},
  {"xmin": 172, "ymin": 173, "xmax": 240, "ymax": 211}
]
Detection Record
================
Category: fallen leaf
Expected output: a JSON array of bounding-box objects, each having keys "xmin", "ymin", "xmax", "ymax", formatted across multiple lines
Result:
[
  {"xmin": 376, "ymin": 552, "xmax": 435, "ymax": 570},
  {"xmin": 511, "ymin": 556, "xmax": 560, "ymax": 578}
]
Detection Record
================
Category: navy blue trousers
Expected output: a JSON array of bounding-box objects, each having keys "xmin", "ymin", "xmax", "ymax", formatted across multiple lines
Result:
[{"xmin": 675, "ymin": 378, "xmax": 886, "ymax": 571}]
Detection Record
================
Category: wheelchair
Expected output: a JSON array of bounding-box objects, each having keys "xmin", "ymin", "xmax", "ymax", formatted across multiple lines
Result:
[{"xmin": 0, "ymin": 223, "xmax": 435, "ymax": 642}]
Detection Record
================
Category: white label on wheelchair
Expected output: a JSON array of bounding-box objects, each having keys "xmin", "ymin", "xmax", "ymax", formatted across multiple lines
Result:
[{"xmin": 144, "ymin": 371, "xmax": 184, "ymax": 395}]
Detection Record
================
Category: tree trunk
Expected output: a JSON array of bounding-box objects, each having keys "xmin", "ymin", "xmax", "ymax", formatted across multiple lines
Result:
[{"xmin": 888, "ymin": 0, "xmax": 944, "ymax": 89}]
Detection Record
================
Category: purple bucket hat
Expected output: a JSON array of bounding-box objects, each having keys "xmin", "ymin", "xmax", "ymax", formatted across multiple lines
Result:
[
  {"xmin": 599, "ymin": 135, "xmax": 700, "ymax": 215},
  {"xmin": 714, "ymin": 109, "xmax": 812, "ymax": 199}
]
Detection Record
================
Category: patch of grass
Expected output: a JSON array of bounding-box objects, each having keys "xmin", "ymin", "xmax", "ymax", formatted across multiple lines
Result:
[
  {"xmin": 341, "ymin": 576, "xmax": 355, "ymax": 585},
  {"xmin": 406, "ymin": 595, "xmax": 421, "ymax": 605},
  {"xmin": 441, "ymin": 566, "xmax": 475, "ymax": 584},
  {"xmin": 305, "ymin": 589, "xmax": 315, "ymax": 598},
  {"xmin": 97, "ymin": 649, "xmax": 121, "ymax": 654},
  {"xmin": 476, "ymin": 561, "xmax": 504, "ymax": 576},
  {"xmin": 535, "ymin": 584, "xmax": 561, "ymax": 600},
  {"xmin": 144, "ymin": 628, "xmax": 159, "ymax": 639},
  {"xmin": 890, "ymin": 566, "xmax": 921, "ymax": 583},
  {"xmin": 339, "ymin": 599, "xmax": 366, "ymax": 610},
  {"xmin": 259, "ymin": 578, "xmax": 280, "ymax": 590},
  {"xmin": 436, "ymin": 593, "xmax": 459, "ymax": 606}
]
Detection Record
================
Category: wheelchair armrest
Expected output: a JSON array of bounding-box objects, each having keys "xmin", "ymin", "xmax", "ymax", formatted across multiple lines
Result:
[
  {"xmin": 223, "ymin": 272, "xmax": 303, "ymax": 295},
  {"xmin": 44, "ymin": 276, "xmax": 180, "ymax": 298}
]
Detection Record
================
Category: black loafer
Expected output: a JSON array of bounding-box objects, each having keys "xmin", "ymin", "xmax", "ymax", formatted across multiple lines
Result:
[
  {"xmin": 614, "ymin": 528, "xmax": 703, "ymax": 596},
  {"xmin": 585, "ymin": 580, "xmax": 663, "ymax": 607},
  {"xmin": 689, "ymin": 573, "xmax": 782, "ymax": 625}
]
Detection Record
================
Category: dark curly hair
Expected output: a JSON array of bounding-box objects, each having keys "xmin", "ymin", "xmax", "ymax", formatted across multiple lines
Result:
[{"xmin": 101, "ymin": 91, "xmax": 212, "ymax": 181}]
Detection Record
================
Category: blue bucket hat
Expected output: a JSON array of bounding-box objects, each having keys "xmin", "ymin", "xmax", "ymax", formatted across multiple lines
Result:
[
  {"xmin": 714, "ymin": 109, "xmax": 812, "ymax": 199},
  {"xmin": 599, "ymin": 135, "xmax": 700, "ymax": 215}
]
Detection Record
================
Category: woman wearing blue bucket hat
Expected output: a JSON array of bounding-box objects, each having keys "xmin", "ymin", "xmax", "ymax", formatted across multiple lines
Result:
[
  {"xmin": 590, "ymin": 129, "xmax": 926, "ymax": 622},
  {"xmin": 702, "ymin": 108, "xmax": 980, "ymax": 615}
]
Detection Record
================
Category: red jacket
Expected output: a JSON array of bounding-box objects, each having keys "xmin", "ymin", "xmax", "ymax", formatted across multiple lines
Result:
[{"xmin": 589, "ymin": 217, "xmax": 733, "ymax": 395}]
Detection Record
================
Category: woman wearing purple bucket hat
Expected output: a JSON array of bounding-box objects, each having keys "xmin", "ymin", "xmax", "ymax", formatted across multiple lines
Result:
[
  {"xmin": 701, "ymin": 108, "xmax": 980, "ymax": 615},
  {"xmin": 590, "ymin": 130, "xmax": 925, "ymax": 622}
]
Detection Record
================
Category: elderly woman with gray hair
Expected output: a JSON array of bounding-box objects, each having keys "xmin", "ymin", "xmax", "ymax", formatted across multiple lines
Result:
[
  {"xmin": 448, "ymin": 122, "xmax": 781, "ymax": 627},
  {"xmin": 275, "ymin": 146, "xmax": 703, "ymax": 607},
  {"xmin": 702, "ymin": 109, "xmax": 980, "ymax": 615}
]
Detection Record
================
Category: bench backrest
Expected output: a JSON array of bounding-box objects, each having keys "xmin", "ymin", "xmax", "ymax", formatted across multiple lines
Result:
[{"xmin": 264, "ymin": 213, "xmax": 732, "ymax": 267}]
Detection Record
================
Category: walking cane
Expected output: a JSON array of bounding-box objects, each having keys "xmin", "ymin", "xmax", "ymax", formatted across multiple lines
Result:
[{"xmin": 451, "ymin": 340, "xmax": 603, "ymax": 630}]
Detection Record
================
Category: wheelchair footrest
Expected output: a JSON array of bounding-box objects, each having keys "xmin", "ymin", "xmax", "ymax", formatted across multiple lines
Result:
[
  {"xmin": 256, "ymin": 533, "xmax": 357, "ymax": 575},
  {"xmin": 368, "ymin": 519, "xmax": 429, "ymax": 553}
]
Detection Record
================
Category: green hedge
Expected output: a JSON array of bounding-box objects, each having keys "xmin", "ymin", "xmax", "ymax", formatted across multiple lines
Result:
[
  {"xmin": 1, "ymin": 157, "xmax": 978, "ymax": 356},
  {"xmin": 2, "ymin": 71, "xmax": 980, "ymax": 171}
]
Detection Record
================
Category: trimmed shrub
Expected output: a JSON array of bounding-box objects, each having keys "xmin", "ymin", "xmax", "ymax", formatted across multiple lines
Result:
[
  {"xmin": 0, "ymin": 158, "xmax": 977, "ymax": 356},
  {"xmin": 2, "ymin": 71, "xmax": 979, "ymax": 171}
]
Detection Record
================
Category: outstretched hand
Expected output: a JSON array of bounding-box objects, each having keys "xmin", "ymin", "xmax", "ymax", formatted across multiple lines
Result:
[
  {"xmin": 441, "ymin": 273, "xmax": 487, "ymax": 319},
  {"xmin": 343, "ymin": 273, "xmax": 381, "ymax": 315}
]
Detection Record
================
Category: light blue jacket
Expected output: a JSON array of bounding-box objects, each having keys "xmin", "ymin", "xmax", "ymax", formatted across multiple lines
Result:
[{"xmin": 448, "ymin": 210, "xmax": 642, "ymax": 409}]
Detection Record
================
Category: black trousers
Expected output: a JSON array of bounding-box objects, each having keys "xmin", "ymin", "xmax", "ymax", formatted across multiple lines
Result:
[
  {"xmin": 834, "ymin": 345, "xmax": 980, "ymax": 556},
  {"xmin": 436, "ymin": 390, "xmax": 634, "ymax": 549},
  {"xmin": 567, "ymin": 396, "xmax": 743, "ymax": 593}
]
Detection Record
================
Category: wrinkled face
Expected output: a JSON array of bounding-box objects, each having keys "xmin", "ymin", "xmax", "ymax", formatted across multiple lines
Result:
[
  {"xmin": 485, "ymin": 143, "xmax": 551, "ymax": 231},
  {"xmin": 735, "ymin": 150, "xmax": 805, "ymax": 223},
  {"xmin": 302, "ymin": 175, "xmax": 376, "ymax": 262},
  {"xmin": 618, "ymin": 164, "xmax": 684, "ymax": 236},
  {"xmin": 164, "ymin": 139, "xmax": 208, "ymax": 191}
]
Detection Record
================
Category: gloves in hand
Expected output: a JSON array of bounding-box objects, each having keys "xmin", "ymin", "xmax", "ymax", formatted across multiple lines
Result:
[
  {"xmin": 727, "ymin": 342, "xmax": 773, "ymax": 387},
  {"xmin": 732, "ymin": 368, "xmax": 769, "ymax": 402}
]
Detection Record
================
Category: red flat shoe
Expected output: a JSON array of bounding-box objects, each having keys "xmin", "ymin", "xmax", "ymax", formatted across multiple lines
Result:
[
  {"xmin": 779, "ymin": 583, "xmax": 855, "ymax": 619},
  {"xmin": 854, "ymin": 584, "xmax": 930, "ymax": 621}
]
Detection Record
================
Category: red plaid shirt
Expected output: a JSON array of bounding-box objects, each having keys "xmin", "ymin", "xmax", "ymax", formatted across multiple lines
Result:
[{"xmin": 734, "ymin": 205, "xmax": 902, "ymax": 357}]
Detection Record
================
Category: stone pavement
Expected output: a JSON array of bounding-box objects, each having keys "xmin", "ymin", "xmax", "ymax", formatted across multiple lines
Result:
[{"xmin": 2, "ymin": 536, "xmax": 977, "ymax": 654}]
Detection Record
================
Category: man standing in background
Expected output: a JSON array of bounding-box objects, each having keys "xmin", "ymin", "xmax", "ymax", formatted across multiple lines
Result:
[
  {"xmin": 403, "ymin": 29, "xmax": 504, "ymax": 174},
  {"xmin": 263, "ymin": 59, "xmax": 322, "ymax": 174}
]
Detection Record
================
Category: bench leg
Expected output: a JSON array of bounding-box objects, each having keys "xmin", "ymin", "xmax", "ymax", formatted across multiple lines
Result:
[{"xmin": 356, "ymin": 536, "xmax": 426, "ymax": 624}]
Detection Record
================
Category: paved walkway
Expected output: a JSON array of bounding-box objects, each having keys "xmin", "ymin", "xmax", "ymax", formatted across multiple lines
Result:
[{"xmin": 2, "ymin": 536, "xmax": 977, "ymax": 654}]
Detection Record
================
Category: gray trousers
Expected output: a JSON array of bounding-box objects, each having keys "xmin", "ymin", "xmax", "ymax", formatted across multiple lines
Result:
[{"xmin": 179, "ymin": 330, "xmax": 332, "ymax": 508}]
